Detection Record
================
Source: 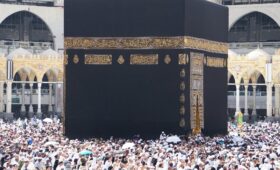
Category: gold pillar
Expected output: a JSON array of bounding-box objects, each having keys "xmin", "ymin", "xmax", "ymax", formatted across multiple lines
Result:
[{"xmin": 193, "ymin": 95, "xmax": 201, "ymax": 134}]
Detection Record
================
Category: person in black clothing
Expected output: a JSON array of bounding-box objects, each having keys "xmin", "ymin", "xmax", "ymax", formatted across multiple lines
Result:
[
  {"xmin": 0, "ymin": 155, "xmax": 8, "ymax": 170},
  {"xmin": 53, "ymin": 155, "xmax": 59, "ymax": 170}
]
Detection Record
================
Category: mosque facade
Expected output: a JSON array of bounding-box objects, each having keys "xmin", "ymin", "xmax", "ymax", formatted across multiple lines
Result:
[
  {"xmin": 0, "ymin": 0, "xmax": 63, "ymax": 119},
  {"xmin": 223, "ymin": 0, "xmax": 280, "ymax": 118}
]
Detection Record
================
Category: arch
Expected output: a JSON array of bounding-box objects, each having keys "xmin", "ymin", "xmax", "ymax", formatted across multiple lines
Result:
[
  {"xmin": 0, "ymin": 5, "xmax": 63, "ymax": 51},
  {"xmin": 249, "ymin": 70, "xmax": 266, "ymax": 84},
  {"xmin": 42, "ymin": 67, "xmax": 63, "ymax": 82},
  {"xmin": 42, "ymin": 69, "xmax": 58, "ymax": 82},
  {"xmin": 228, "ymin": 73, "xmax": 236, "ymax": 92},
  {"xmin": 228, "ymin": 71, "xmax": 235, "ymax": 83},
  {"xmin": 13, "ymin": 67, "xmax": 38, "ymax": 82},
  {"xmin": 227, "ymin": 71, "xmax": 236, "ymax": 92},
  {"xmin": 229, "ymin": 8, "xmax": 280, "ymax": 30},
  {"xmin": 256, "ymin": 74, "xmax": 266, "ymax": 92},
  {"xmin": 0, "ymin": 9, "xmax": 54, "ymax": 35},
  {"xmin": 229, "ymin": 75, "xmax": 235, "ymax": 83},
  {"xmin": 41, "ymin": 74, "xmax": 50, "ymax": 90},
  {"xmin": 38, "ymin": 66, "xmax": 62, "ymax": 81},
  {"xmin": 14, "ymin": 69, "xmax": 28, "ymax": 81},
  {"xmin": 0, "ymin": 10, "xmax": 54, "ymax": 43},
  {"xmin": 12, "ymin": 72, "xmax": 22, "ymax": 90},
  {"xmin": 239, "ymin": 71, "xmax": 251, "ymax": 85},
  {"xmin": 229, "ymin": 11, "xmax": 280, "ymax": 42}
]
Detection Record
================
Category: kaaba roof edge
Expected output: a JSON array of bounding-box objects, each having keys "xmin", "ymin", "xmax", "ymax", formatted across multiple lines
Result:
[{"xmin": 65, "ymin": 0, "xmax": 228, "ymax": 43}]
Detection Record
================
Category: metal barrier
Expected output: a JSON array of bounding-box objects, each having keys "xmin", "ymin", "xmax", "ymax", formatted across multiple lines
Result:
[
  {"xmin": 228, "ymin": 91, "xmax": 273, "ymax": 96},
  {"xmin": 229, "ymin": 42, "xmax": 280, "ymax": 49},
  {"xmin": 4, "ymin": 89, "xmax": 52, "ymax": 95},
  {"xmin": 0, "ymin": 40, "xmax": 53, "ymax": 54},
  {"xmin": 223, "ymin": 0, "xmax": 280, "ymax": 5},
  {"xmin": 0, "ymin": 0, "xmax": 53, "ymax": 6}
]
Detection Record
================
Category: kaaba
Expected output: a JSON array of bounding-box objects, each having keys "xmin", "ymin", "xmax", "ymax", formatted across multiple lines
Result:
[{"xmin": 64, "ymin": 0, "xmax": 228, "ymax": 138}]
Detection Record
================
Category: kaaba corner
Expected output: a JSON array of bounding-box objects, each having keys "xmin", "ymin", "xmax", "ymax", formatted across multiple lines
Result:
[{"xmin": 64, "ymin": 0, "xmax": 229, "ymax": 138}]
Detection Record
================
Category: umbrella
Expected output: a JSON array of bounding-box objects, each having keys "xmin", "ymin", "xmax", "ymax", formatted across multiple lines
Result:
[
  {"xmin": 232, "ymin": 136, "xmax": 243, "ymax": 143},
  {"xmin": 43, "ymin": 118, "xmax": 53, "ymax": 123},
  {"xmin": 166, "ymin": 135, "xmax": 181, "ymax": 144},
  {"xmin": 44, "ymin": 141, "xmax": 59, "ymax": 147},
  {"xmin": 229, "ymin": 131, "xmax": 238, "ymax": 136},
  {"xmin": 232, "ymin": 136, "xmax": 244, "ymax": 146},
  {"xmin": 122, "ymin": 142, "xmax": 135, "ymax": 150},
  {"xmin": 79, "ymin": 150, "xmax": 92, "ymax": 155}
]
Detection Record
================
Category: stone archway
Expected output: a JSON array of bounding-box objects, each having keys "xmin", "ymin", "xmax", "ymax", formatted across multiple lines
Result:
[
  {"xmin": 229, "ymin": 6, "xmax": 280, "ymax": 29},
  {"xmin": 229, "ymin": 11, "xmax": 280, "ymax": 42}
]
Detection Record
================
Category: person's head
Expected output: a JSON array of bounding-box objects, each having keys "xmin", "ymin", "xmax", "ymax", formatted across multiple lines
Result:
[
  {"xmin": 169, "ymin": 162, "xmax": 173, "ymax": 168},
  {"xmin": 194, "ymin": 165, "xmax": 199, "ymax": 170},
  {"xmin": 271, "ymin": 158, "xmax": 275, "ymax": 163}
]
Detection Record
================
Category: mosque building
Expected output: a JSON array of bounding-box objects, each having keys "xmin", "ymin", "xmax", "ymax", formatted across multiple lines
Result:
[
  {"xmin": 0, "ymin": 0, "xmax": 63, "ymax": 119},
  {"xmin": 223, "ymin": 0, "xmax": 280, "ymax": 119}
]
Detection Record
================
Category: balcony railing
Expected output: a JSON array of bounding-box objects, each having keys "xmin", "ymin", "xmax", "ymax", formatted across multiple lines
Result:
[
  {"xmin": 4, "ymin": 89, "xmax": 53, "ymax": 95},
  {"xmin": 0, "ymin": 0, "xmax": 63, "ymax": 6},
  {"xmin": 223, "ymin": 0, "xmax": 280, "ymax": 5},
  {"xmin": 0, "ymin": 40, "xmax": 54, "ymax": 54},
  {"xmin": 228, "ymin": 91, "xmax": 273, "ymax": 96},
  {"xmin": 229, "ymin": 41, "xmax": 280, "ymax": 49}
]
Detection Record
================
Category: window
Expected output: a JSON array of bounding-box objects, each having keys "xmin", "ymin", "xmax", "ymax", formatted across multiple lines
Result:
[
  {"xmin": 229, "ymin": 12, "xmax": 280, "ymax": 42},
  {"xmin": 0, "ymin": 11, "xmax": 53, "ymax": 42}
]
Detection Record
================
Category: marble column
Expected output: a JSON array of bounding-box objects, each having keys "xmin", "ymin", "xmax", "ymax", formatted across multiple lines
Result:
[
  {"xmin": 252, "ymin": 85, "xmax": 257, "ymax": 116},
  {"xmin": 4, "ymin": 80, "xmax": 14, "ymax": 120},
  {"xmin": 6, "ymin": 81, "xmax": 12, "ymax": 113},
  {"xmin": 0, "ymin": 82, "xmax": 4, "ymax": 112},
  {"xmin": 275, "ymin": 85, "xmax": 280, "ymax": 117},
  {"xmin": 266, "ymin": 83, "xmax": 273, "ymax": 117},
  {"xmin": 20, "ymin": 83, "xmax": 26, "ymax": 112},
  {"xmin": 37, "ymin": 82, "xmax": 42, "ymax": 118},
  {"xmin": 48, "ymin": 84, "xmax": 53, "ymax": 112},
  {"xmin": 235, "ymin": 84, "xmax": 240, "ymax": 114},
  {"xmin": 28, "ymin": 83, "xmax": 34, "ymax": 118},
  {"xmin": 55, "ymin": 83, "xmax": 63, "ymax": 118},
  {"xmin": 54, "ymin": 84, "xmax": 57, "ymax": 113},
  {"xmin": 244, "ymin": 85, "xmax": 248, "ymax": 116}
]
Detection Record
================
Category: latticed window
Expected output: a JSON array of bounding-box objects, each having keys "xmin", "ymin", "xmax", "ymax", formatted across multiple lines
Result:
[
  {"xmin": 229, "ymin": 12, "xmax": 280, "ymax": 42},
  {"xmin": 0, "ymin": 11, "xmax": 53, "ymax": 42}
]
